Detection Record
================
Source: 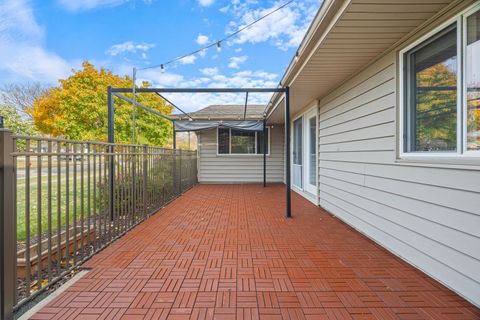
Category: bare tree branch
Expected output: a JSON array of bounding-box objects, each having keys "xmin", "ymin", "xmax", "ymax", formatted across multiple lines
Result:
[{"xmin": 0, "ymin": 83, "xmax": 47, "ymax": 119}]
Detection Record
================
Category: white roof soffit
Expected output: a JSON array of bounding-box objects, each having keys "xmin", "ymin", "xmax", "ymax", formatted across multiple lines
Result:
[{"xmin": 267, "ymin": 0, "xmax": 456, "ymax": 124}]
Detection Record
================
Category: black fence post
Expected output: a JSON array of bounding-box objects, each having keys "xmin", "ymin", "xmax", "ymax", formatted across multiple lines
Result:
[
  {"xmin": 143, "ymin": 145, "xmax": 148, "ymax": 217},
  {"xmin": 285, "ymin": 87, "xmax": 292, "ymax": 218},
  {"xmin": 173, "ymin": 126, "xmax": 176, "ymax": 150},
  {"xmin": 172, "ymin": 127, "xmax": 177, "ymax": 198},
  {"xmin": 179, "ymin": 149, "xmax": 182, "ymax": 194},
  {"xmin": 107, "ymin": 86, "xmax": 115, "ymax": 221},
  {"xmin": 0, "ymin": 129, "xmax": 15, "ymax": 320}
]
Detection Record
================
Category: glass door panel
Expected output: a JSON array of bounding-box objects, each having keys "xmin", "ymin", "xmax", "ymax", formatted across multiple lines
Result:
[
  {"xmin": 292, "ymin": 118, "xmax": 303, "ymax": 188},
  {"xmin": 305, "ymin": 111, "xmax": 317, "ymax": 195}
]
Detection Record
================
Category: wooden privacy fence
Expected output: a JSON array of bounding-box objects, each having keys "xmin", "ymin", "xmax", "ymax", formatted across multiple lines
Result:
[{"xmin": 0, "ymin": 129, "xmax": 197, "ymax": 319}]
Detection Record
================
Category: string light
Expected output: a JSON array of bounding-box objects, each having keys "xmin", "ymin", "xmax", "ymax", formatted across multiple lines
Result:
[{"xmin": 136, "ymin": 0, "xmax": 295, "ymax": 73}]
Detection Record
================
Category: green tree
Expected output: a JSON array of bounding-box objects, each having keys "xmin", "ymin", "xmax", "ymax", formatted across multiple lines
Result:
[
  {"xmin": 29, "ymin": 61, "xmax": 173, "ymax": 146},
  {"xmin": 0, "ymin": 104, "xmax": 37, "ymax": 136},
  {"xmin": 415, "ymin": 61, "xmax": 457, "ymax": 151}
]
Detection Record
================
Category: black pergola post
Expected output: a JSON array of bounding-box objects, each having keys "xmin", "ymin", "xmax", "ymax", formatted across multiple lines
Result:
[
  {"xmin": 263, "ymin": 118, "xmax": 267, "ymax": 188},
  {"xmin": 285, "ymin": 87, "xmax": 291, "ymax": 218},
  {"xmin": 107, "ymin": 86, "xmax": 114, "ymax": 143},
  {"xmin": 172, "ymin": 124, "xmax": 177, "ymax": 197}
]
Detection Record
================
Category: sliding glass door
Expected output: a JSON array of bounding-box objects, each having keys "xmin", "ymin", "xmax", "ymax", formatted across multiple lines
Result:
[{"xmin": 292, "ymin": 108, "xmax": 318, "ymax": 197}]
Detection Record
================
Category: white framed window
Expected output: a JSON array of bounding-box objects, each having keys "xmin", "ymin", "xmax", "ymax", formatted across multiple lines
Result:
[
  {"xmin": 217, "ymin": 127, "xmax": 270, "ymax": 155},
  {"xmin": 399, "ymin": 3, "xmax": 480, "ymax": 159}
]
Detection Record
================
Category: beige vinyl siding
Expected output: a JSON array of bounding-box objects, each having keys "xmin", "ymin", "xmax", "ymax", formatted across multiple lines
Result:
[
  {"xmin": 197, "ymin": 126, "xmax": 284, "ymax": 183},
  {"xmin": 318, "ymin": 49, "xmax": 480, "ymax": 306}
]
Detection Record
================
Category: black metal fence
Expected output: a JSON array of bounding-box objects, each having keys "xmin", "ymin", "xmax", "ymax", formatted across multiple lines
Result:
[{"xmin": 0, "ymin": 129, "xmax": 197, "ymax": 318}]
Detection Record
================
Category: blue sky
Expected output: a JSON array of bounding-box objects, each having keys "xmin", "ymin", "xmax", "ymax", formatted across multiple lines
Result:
[{"xmin": 0, "ymin": 0, "xmax": 320, "ymax": 111}]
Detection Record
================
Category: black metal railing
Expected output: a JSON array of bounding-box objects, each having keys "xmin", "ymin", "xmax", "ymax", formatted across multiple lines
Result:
[{"xmin": 0, "ymin": 130, "xmax": 197, "ymax": 318}]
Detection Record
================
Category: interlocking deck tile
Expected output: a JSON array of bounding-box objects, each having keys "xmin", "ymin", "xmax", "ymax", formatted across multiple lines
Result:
[{"xmin": 29, "ymin": 184, "xmax": 479, "ymax": 319}]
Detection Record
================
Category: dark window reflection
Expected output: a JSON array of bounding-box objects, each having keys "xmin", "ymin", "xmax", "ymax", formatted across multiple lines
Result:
[
  {"xmin": 407, "ymin": 25, "xmax": 457, "ymax": 152},
  {"xmin": 231, "ymin": 130, "xmax": 255, "ymax": 154},
  {"xmin": 218, "ymin": 128, "xmax": 230, "ymax": 154}
]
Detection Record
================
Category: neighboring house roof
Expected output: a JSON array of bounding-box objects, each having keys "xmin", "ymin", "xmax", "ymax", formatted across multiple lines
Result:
[
  {"xmin": 266, "ymin": 0, "xmax": 457, "ymax": 123},
  {"xmin": 172, "ymin": 104, "xmax": 266, "ymax": 121}
]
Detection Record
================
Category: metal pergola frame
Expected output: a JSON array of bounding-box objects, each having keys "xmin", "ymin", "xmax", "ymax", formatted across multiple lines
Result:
[{"xmin": 107, "ymin": 86, "xmax": 292, "ymax": 218}]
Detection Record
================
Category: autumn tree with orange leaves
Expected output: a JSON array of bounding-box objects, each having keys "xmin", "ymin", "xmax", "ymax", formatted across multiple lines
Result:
[
  {"xmin": 29, "ymin": 62, "xmax": 173, "ymax": 146},
  {"xmin": 414, "ymin": 61, "xmax": 457, "ymax": 151}
]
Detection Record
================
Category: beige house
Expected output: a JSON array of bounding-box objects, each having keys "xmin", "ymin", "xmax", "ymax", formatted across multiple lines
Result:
[
  {"xmin": 174, "ymin": 105, "xmax": 285, "ymax": 184},
  {"xmin": 183, "ymin": 0, "xmax": 480, "ymax": 307}
]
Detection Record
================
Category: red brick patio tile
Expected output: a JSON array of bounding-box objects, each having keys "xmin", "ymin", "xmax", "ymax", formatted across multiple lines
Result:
[{"xmin": 29, "ymin": 185, "xmax": 479, "ymax": 319}]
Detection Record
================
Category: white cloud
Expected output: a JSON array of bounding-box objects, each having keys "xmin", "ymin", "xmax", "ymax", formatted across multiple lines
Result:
[
  {"xmin": 199, "ymin": 67, "xmax": 219, "ymax": 76},
  {"xmin": 198, "ymin": 48, "xmax": 207, "ymax": 58},
  {"xmin": 224, "ymin": 1, "xmax": 319, "ymax": 50},
  {"xmin": 106, "ymin": 41, "xmax": 155, "ymax": 56},
  {"xmin": 127, "ymin": 66, "xmax": 279, "ymax": 112},
  {"xmin": 57, "ymin": 0, "xmax": 152, "ymax": 11},
  {"xmin": 178, "ymin": 55, "xmax": 197, "ymax": 65},
  {"xmin": 197, "ymin": 0, "xmax": 215, "ymax": 7},
  {"xmin": 228, "ymin": 55, "xmax": 247, "ymax": 69},
  {"xmin": 0, "ymin": 43, "xmax": 72, "ymax": 83},
  {"xmin": 137, "ymin": 69, "xmax": 185, "ymax": 87},
  {"xmin": 0, "ymin": 0, "xmax": 74, "ymax": 84},
  {"xmin": 196, "ymin": 34, "xmax": 209, "ymax": 45},
  {"xmin": 0, "ymin": 0, "xmax": 43, "ymax": 37},
  {"xmin": 58, "ymin": 0, "xmax": 127, "ymax": 11}
]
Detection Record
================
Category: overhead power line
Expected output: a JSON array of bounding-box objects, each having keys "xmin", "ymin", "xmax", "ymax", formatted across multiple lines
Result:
[{"xmin": 137, "ymin": 0, "xmax": 295, "ymax": 72}]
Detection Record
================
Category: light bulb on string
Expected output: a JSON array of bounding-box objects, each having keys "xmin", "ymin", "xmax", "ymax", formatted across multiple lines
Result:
[{"xmin": 134, "ymin": 0, "xmax": 294, "ymax": 74}]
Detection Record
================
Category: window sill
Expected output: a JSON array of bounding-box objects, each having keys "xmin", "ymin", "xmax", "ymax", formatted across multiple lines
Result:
[{"xmin": 396, "ymin": 154, "xmax": 480, "ymax": 170}]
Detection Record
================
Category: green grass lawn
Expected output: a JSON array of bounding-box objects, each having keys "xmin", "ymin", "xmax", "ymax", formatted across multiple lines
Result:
[
  {"xmin": 15, "ymin": 163, "xmax": 175, "ymax": 242},
  {"xmin": 16, "ymin": 171, "xmax": 109, "ymax": 242}
]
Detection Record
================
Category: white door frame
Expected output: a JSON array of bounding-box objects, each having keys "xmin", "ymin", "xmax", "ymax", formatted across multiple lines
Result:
[{"xmin": 290, "ymin": 102, "xmax": 319, "ymax": 204}]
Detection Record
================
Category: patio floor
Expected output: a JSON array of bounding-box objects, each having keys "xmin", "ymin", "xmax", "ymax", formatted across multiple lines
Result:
[{"xmin": 31, "ymin": 184, "xmax": 479, "ymax": 320}]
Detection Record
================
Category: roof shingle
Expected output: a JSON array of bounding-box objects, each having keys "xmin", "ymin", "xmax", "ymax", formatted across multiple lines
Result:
[{"xmin": 173, "ymin": 104, "xmax": 266, "ymax": 120}]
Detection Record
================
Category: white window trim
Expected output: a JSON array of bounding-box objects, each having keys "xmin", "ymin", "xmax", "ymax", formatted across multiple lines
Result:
[
  {"xmin": 398, "ymin": 2, "xmax": 480, "ymax": 165},
  {"xmin": 216, "ymin": 127, "xmax": 271, "ymax": 156}
]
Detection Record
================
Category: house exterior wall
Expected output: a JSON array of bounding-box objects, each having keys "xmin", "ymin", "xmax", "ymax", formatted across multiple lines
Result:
[
  {"xmin": 316, "ymin": 4, "xmax": 480, "ymax": 306},
  {"xmin": 197, "ymin": 126, "xmax": 284, "ymax": 183}
]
